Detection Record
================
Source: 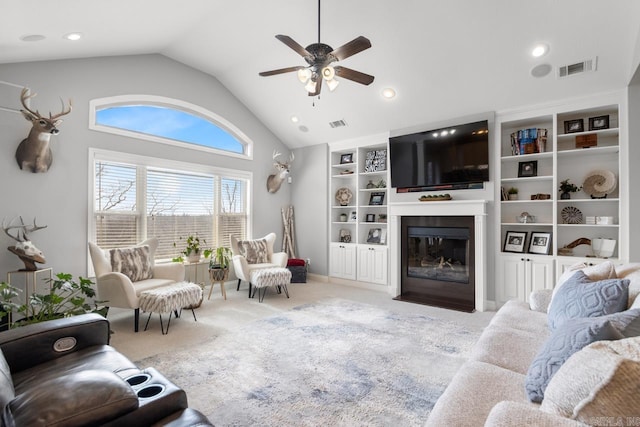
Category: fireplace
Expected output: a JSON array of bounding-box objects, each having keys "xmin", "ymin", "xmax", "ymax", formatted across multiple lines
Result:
[{"xmin": 397, "ymin": 216, "xmax": 475, "ymax": 312}]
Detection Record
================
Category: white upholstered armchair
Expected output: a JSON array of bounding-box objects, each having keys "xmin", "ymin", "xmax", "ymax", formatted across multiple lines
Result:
[
  {"xmin": 230, "ymin": 233, "xmax": 288, "ymax": 295},
  {"xmin": 88, "ymin": 237, "xmax": 185, "ymax": 332}
]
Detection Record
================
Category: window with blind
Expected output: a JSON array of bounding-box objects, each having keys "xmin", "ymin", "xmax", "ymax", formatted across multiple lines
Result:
[{"xmin": 92, "ymin": 153, "xmax": 250, "ymax": 262}]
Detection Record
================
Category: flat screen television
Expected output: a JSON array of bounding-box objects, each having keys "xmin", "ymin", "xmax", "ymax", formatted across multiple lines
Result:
[{"xmin": 389, "ymin": 120, "xmax": 489, "ymax": 191}]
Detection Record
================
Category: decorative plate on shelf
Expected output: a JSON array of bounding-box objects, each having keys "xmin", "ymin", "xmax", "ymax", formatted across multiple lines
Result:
[
  {"xmin": 561, "ymin": 206, "xmax": 583, "ymax": 224},
  {"xmin": 583, "ymin": 169, "xmax": 617, "ymax": 199},
  {"xmin": 335, "ymin": 187, "xmax": 353, "ymax": 206}
]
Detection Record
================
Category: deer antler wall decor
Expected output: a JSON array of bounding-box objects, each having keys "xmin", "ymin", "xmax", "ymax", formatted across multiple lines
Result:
[
  {"xmin": 267, "ymin": 150, "xmax": 295, "ymax": 193},
  {"xmin": 2, "ymin": 216, "xmax": 47, "ymax": 270},
  {"xmin": 16, "ymin": 87, "xmax": 72, "ymax": 173}
]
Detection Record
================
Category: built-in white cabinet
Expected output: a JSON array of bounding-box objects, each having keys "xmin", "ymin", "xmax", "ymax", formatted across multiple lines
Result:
[
  {"xmin": 329, "ymin": 243, "xmax": 357, "ymax": 280},
  {"xmin": 357, "ymin": 245, "xmax": 388, "ymax": 285},
  {"xmin": 329, "ymin": 135, "xmax": 390, "ymax": 287},
  {"xmin": 497, "ymin": 255, "xmax": 554, "ymax": 304},
  {"xmin": 495, "ymin": 92, "xmax": 627, "ymax": 304}
]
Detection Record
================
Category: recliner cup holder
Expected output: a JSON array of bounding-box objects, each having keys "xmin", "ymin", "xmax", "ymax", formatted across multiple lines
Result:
[
  {"xmin": 137, "ymin": 384, "xmax": 165, "ymax": 399},
  {"xmin": 125, "ymin": 373, "xmax": 151, "ymax": 387}
]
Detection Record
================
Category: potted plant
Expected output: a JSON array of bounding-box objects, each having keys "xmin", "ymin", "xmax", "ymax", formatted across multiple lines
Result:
[
  {"xmin": 0, "ymin": 273, "xmax": 107, "ymax": 330},
  {"xmin": 508, "ymin": 187, "xmax": 518, "ymax": 200},
  {"xmin": 559, "ymin": 179, "xmax": 581, "ymax": 199},
  {"xmin": 209, "ymin": 246, "xmax": 232, "ymax": 281},
  {"xmin": 173, "ymin": 234, "xmax": 211, "ymax": 263}
]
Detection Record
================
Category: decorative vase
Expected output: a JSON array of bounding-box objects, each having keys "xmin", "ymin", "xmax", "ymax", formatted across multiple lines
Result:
[
  {"xmin": 339, "ymin": 213, "xmax": 348, "ymax": 222},
  {"xmin": 561, "ymin": 192, "xmax": 571, "ymax": 200},
  {"xmin": 366, "ymin": 180, "xmax": 375, "ymax": 189}
]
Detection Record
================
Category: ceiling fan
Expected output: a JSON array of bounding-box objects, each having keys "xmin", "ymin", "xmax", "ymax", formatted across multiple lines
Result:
[{"xmin": 259, "ymin": 0, "xmax": 374, "ymax": 97}]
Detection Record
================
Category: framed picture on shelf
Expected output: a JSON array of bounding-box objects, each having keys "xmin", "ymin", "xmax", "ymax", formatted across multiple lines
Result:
[
  {"xmin": 367, "ymin": 228, "xmax": 382, "ymax": 244},
  {"xmin": 339, "ymin": 229, "xmax": 351, "ymax": 243},
  {"xmin": 365, "ymin": 213, "xmax": 375, "ymax": 222},
  {"xmin": 349, "ymin": 211, "xmax": 357, "ymax": 222},
  {"xmin": 369, "ymin": 192, "xmax": 385, "ymax": 205},
  {"xmin": 564, "ymin": 119, "xmax": 584, "ymax": 134},
  {"xmin": 364, "ymin": 149, "xmax": 387, "ymax": 172},
  {"xmin": 589, "ymin": 115, "xmax": 609, "ymax": 131},
  {"xmin": 529, "ymin": 232, "xmax": 552, "ymax": 255},
  {"xmin": 340, "ymin": 153, "xmax": 354, "ymax": 164},
  {"xmin": 503, "ymin": 231, "xmax": 527, "ymax": 253},
  {"xmin": 517, "ymin": 160, "xmax": 538, "ymax": 178}
]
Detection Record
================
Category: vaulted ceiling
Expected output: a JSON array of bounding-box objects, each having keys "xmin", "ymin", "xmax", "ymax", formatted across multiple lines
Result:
[{"xmin": 2, "ymin": 0, "xmax": 640, "ymax": 149}]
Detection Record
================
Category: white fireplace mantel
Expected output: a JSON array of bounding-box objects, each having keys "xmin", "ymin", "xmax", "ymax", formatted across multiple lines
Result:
[{"xmin": 388, "ymin": 200, "xmax": 488, "ymax": 311}]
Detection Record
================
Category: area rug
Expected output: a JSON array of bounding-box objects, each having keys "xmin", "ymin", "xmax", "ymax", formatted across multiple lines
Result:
[{"xmin": 136, "ymin": 298, "xmax": 481, "ymax": 426}]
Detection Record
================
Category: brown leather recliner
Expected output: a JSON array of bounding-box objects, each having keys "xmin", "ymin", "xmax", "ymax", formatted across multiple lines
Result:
[{"xmin": 0, "ymin": 314, "xmax": 211, "ymax": 427}]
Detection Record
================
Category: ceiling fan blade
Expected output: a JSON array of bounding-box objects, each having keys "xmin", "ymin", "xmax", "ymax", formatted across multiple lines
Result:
[
  {"xmin": 259, "ymin": 66, "xmax": 304, "ymax": 77},
  {"xmin": 330, "ymin": 36, "xmax": 372, "ymax": 61},
  {"xmin": 334, "ymin": 66, "xmax": 375, "ymax": 85},
  {"xmin": 308, "ymin": 78, "xmax": 322, "ymax": 96},
  {"xmin": 275, "ymin": 35, "xmax": 311, "ymax": 58}
]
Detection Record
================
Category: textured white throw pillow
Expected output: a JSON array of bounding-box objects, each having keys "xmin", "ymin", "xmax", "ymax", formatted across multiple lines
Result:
[
  {"xmin": 541, "ymin": 337, "xmax": 640, "ymax": 423},
  {"xmin": 615, "ymin": 263, "xmax": 640, "ymax": 308}
]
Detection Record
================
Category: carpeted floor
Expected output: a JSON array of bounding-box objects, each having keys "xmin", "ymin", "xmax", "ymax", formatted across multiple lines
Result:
[{"xmin": 136, "ymin": 297, "xmax": 483, "ymax": 426}]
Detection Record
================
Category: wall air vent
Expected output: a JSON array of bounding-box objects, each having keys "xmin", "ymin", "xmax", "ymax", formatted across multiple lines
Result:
[
  {"xmin": 329, "ymin": 119, "xmax": 347, "ymax": 128},
  {"xmin": 558, "ymin": 57, "xmax": 597, "ymax": 78}
]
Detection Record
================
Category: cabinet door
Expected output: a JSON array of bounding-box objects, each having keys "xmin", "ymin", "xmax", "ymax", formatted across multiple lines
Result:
[
  {"xmin": 357, "ymin": 245, "xmax": 388, "ymax": 285},
  {"xmin": 330, "ymin": 243, "xmax": 356, "ymax": 280},
  {"xmin": 527, "ymin": 257, "xmax": 555, "ymax": 298},
  {"xmin": 497, "ymin": 255, "xmax": 527, "ymax": 304}
]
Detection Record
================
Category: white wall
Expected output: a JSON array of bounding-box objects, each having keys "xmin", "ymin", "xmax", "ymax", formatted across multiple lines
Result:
[
  {"xmin": 0, "ymin": 54, "xmax": 292, "ymax": 277},
  {"xmin": 291, "ymin": 144, "xmax": 328, "ymax": 275}
]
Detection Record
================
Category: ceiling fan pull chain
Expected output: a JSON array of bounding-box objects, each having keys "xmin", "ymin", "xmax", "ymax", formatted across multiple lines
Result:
[{"xmin": 317, "ymin": 0, "xmax": 321, "ymax": 44}]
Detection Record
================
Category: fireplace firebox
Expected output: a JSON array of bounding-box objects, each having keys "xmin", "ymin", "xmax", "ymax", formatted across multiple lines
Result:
[{"xmin": 397, "ymin": 216, "xmax": 475, "ymax": 312}]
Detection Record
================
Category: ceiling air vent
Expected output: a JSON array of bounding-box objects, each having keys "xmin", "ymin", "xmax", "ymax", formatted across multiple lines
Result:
[
  {"xmin": 329, "ymin": 119, "xmax": 347, "ymax": 128},
  {"xmin": 558, "ymin": 57, "xmax": 597, "ymax": 78}
]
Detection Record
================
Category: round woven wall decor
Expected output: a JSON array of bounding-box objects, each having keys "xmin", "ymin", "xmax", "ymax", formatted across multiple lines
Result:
[
  {"xmin": 561, "ymin": 206, "xmax": 583, "ymax": 224},
  {"xmin": 583, "ymin": 170, "xmax": 616, "ymax": 198}
]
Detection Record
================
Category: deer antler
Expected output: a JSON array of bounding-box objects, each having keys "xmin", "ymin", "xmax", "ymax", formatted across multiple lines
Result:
[
  {"xmin": 289, "ymin": 152, "xmax": 295, "ymax": 163},
  {"xmin": 49, "ymin": 98, "xmax": 73, "ymax": 120},
  {"xmin": 2, "ymin": 216, "xmax": 47, "ymax": 242},
  {"xmin": 2, "ymin": 217, "xmax": 26, "ymax": 242},
  {"xmin": 19, "ymin": 87, "xmax": 40, "ymax": 118},
  {"xmin": 272, "ymin": 150, "xmax": 282, "ymax": 160}
]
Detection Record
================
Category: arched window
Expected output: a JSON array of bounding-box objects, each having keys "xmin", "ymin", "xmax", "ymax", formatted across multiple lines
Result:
[{"xmin": 89, "ymin": 95, "xmax": 253, "ymax": 159}]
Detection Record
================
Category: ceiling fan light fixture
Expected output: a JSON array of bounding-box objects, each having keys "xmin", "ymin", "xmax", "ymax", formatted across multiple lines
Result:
[
  {"xmin": 304, "ymin": 79, "xmax": 317, "ymax": 93},
  {"xmin": 327, "ymin": 78, "xmax": 339, "ymax": 91},
  {"xmin": 322, "ymin": 66, "xmax": 335, "ymax": 80},
  {"xmin": 297, "ymin": 68, "xmax": 312, "ymax": 83}
]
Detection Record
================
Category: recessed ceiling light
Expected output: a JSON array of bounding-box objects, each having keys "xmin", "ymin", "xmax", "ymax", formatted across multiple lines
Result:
[
  {"xmin": 63, "ymin": 32, "xmax": 83, "ymax": 41},
  {"xmin": 531, "ymin": 44, "xmax": 549, "ymax": 58},
  {"xmin": 20, "ymin": 34, "xmax": 46, "ymax": 42},
  {"xmin": 290, "ymin": 115, "xmax": 299, "ymax": 123},
  {"xmin": 381, "ymin": 88, "xmax": 396, "ymax": 99}
]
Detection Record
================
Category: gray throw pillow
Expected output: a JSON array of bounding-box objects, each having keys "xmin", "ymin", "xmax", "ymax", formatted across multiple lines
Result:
[
  {"xmin": 548, "ymin": 270, "xmax": 630, "ymax": 330},
  {"xmin": 525, "ymin": 317, "xmax": 624, "ymax": 402},
  {"xmin": 109, "ymin": 245, "xmax": 153, "ymax": 282},
  {"xmin": 238, "ymin": 239, "xmax": 269, "ymax": 264}
]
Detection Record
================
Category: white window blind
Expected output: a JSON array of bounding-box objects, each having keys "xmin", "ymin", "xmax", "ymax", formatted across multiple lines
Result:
[{"xmin": 92, "ymin": 156, "xmax": 249, "ymax": 261}]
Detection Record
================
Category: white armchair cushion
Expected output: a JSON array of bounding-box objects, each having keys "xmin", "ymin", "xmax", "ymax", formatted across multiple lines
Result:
[{"xmin": 108, "ymin": 246, "xmax": 153, "ymax": 282}]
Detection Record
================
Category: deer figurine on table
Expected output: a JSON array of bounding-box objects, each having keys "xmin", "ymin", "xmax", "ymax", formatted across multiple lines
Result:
[
  {"xmin": 266, "ymin": 150, "xmax": 294, "ymax": 193},
  {"xmin": 16, "ymin": 87, "xmax": 72, "ymax": 173},
  {"xmin": 2, "ymin": 217, "xmax": 47, "ymax": 271}
]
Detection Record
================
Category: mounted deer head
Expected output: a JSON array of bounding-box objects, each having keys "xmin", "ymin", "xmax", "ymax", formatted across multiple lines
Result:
[
  {"xmin": 2, "ymin": 216, "xmax": 47, "ymax": 270},
  {"xmin": 267, "ymin": 150, "xmax": 294, "ymax": 193},
  {"xmin": 16, "ymin": 87, "xmax": 72, "ymax": 173}
]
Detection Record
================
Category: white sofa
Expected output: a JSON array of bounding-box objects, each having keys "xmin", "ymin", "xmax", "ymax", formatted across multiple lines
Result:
[
  {"xmin": 427, "ymin": 262, "xmax": 640, "ymax": 426},
  {"xmin": 88, "ymin": 237, "xmax": 185, "ymax": 331}
]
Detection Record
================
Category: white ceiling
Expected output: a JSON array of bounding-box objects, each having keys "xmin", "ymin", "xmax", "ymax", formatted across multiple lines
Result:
[{"xmin": 2, "ymin": 0, "xmax": 640, "ymax": 149}]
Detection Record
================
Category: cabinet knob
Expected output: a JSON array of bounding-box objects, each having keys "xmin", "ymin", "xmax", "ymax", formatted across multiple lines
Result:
[{"xmin": 521, "ymin": 258, "xmax": 525, "ymax": 261}]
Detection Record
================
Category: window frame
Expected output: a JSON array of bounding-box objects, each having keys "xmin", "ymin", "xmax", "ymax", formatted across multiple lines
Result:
[
  {"xmin": 89, "ymin": 95, "xmax": 253, "ymax": 160},
  {"xmin": 87, "ymin": 148, "xmax": 252, "ymax": 275}
]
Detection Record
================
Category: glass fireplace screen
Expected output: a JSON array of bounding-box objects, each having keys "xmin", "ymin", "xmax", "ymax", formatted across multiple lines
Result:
[{"xmin": 406, "ymin": 226, "xmax": 470, "ymax": 284}]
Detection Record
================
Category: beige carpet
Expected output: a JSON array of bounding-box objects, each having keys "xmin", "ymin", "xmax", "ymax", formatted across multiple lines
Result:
[{"xmin": 108, "ymin": 280, "xmax": 494, "ymax": 425}]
